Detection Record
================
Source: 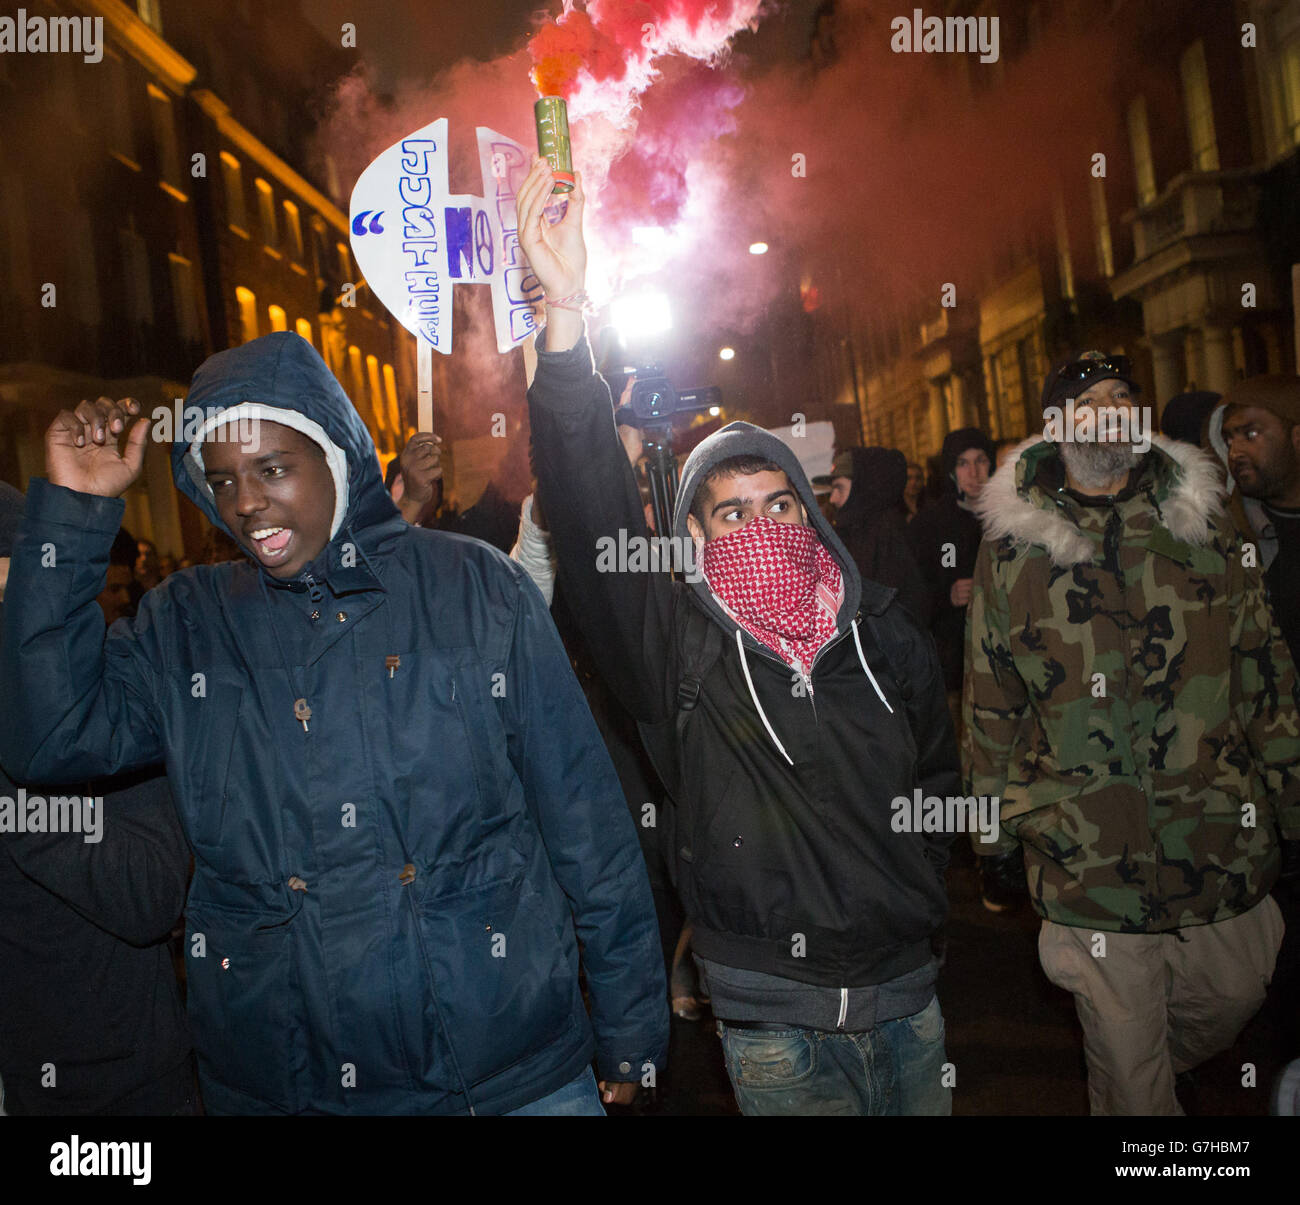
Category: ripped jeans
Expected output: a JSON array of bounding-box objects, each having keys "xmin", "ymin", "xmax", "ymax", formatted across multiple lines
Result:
[{"xmin": 716, "ymin": 995, "xmax": 952, "ymax": 1116}]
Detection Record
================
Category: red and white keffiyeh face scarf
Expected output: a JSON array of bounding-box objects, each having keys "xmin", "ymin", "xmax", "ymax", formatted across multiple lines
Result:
[{"xmin": 700, "ymin": 514, "xmax": 844, "ymax": 675}]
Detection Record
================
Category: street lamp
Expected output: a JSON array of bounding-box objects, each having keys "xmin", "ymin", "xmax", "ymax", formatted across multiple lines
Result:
[
  {"xmin": 748, "ymin": 242, "xmax": 769, "ymax": 255},
  {"xmin": 719, "ymin": 346, "xmax": 736, "ymax": 361}
]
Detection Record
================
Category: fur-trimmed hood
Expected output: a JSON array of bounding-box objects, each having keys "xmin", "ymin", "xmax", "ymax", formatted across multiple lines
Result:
[{"xmin": 973, "ymin": 434, "xmax": 1227, "ymax": 567}]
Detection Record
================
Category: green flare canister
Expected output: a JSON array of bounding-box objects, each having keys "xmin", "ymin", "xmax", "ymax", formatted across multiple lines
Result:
[{"xmin": 534, "ymin": 96, "xmax": 575, "ymax": 194}]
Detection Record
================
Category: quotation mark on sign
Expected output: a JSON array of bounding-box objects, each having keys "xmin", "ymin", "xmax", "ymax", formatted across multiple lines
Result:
[{"xmin": 351, "ymin": 210, "xmax": 385, "ymax": 236}]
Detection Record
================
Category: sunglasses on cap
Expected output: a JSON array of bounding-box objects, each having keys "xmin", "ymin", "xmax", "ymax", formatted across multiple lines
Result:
[{"xmin": 1054, "ymin": 354, "xmax": 1133, "ymax": 383}]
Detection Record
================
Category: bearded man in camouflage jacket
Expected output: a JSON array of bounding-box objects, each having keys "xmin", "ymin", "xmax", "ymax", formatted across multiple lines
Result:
[{"xmin": 964, "ymin": 352, "xmax": 1300, "ymax": 1116}]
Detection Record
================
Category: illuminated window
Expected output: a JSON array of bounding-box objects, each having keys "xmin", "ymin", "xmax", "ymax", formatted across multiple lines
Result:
[
  {"xmin": 221, "ymin": 153, "xmax": 247, "ymax": 233},
  {"xmin": 336, "ymin": 242, "xmax": 351, "ymax": 284},
  {"xmin": 137, "ymin": 0, "xmax": 163, "ymax": 34},
  {"xmin": 347, "ymin": 346, "xmax": 364, "ymax": 405},
  {"xmin": 282, "ymin": 200, "xmax": 304, "ymax": 262},
  {"xmin": 383, "ymin": 364, "xmax": 402, "ymax": 438},
  {"xmin": 366, "ymin": 355, "xmax": 385, "ymax": 432},
  {"xmin": 170, "ymin": 253, "xmax": 200, "ymax": 345},
  {"xmin": 235, "ymin": 286, "xmax": 258, "ymax": 343},
  {"xmin": 1180, "ymin": 41, "xmax": 1220, "ymax": 171},
  {"xmin": 267, "ymin": 305, "xmax": 287, "ymax": 333},
  {"xmin": 295, "ymin": 318, "xmax": 314, "ymax": 346},
  {"xmin": 1128, "ymin": 97, "xmax": 1157, "ymax": 206},
  {"xmin": 256, "ymin": 179, "xmax": 278, "ymax": 251},
  {"xmin": 1090, "ymin": 176, "xmax": 1114, "ymax": 278},
  {"xmin": 148, "ymin": 84, "xmax": 183, "ymax": 192}
]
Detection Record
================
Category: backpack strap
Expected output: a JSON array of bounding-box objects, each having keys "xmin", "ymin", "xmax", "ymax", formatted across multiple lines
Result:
[{"xmin": 675, "ymin": 602, "xmax": 725, "ymax": 743}]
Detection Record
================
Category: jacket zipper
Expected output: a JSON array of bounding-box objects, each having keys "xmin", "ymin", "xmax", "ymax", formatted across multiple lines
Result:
[{"xmin": 837, "ymin": 987, "xmax": 848, "ymax": 1029}]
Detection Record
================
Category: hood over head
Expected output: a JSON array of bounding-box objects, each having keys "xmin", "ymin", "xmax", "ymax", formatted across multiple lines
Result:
[
  {"xmin": 673, "ymin": 421, "xmax": 866, "ymax": 630},
  {"xmin": 1207, "ymin": 374, "xmax": 1300, "ymax": 476},
  {"xmin": 1160, "ymin": 390, "xmax": 1220, "ymax": 447},
  {"xmin": 172, "ymin": 332, "xmax": 398, "ymax": 578},
  {"xmin": 833, "ymin": 446, "xmax": 908, "ymax": 527}
]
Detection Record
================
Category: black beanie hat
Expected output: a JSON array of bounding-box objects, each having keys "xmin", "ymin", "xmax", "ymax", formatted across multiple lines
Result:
[
  {"xmin": 941, "ymin": 428, "xmax": 995, "ymax": 478},
  {"xmin": 1040, "ymin": 350, "xmax": 1140, "ymax": 415},
  {"xmin": 0, "ymin": 481, "xmax": 25, "ymax": 558}
]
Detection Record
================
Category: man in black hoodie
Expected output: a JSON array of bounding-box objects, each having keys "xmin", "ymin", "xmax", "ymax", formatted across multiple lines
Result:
[
  {"xmin": 825, "ymin": 446, "xmax": 930, "ymax": 622},
  {"xmin": 518, "ymin": 157, "xmax": 958, "ymax": 1115},
  {"xmin": 0, "ymin": 482, "xmax": 195, "ymax": 1115},
  {"xmin": 906, "ymin": 428, "xmax": 1024, "ymax": 912}
]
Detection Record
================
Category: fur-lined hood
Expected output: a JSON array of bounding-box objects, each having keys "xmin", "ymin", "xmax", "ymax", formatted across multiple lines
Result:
[{"xmin": 973, "ymin": 434, "xmax": 1227, "ymax": 568}]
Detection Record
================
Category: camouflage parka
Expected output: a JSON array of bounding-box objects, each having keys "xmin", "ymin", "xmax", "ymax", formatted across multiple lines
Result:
[{"xmin": 963, "ymin": 434, "xmax": 1300, "ymax": 932}]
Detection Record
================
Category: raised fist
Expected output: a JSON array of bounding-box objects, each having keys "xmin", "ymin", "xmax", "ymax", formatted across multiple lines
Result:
[{"xmin": 46, "ymin": 397, "xmax": 149, "ymax": 499}]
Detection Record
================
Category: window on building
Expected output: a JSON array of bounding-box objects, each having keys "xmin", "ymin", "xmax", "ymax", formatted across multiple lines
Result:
[
  {"xmin": 267, "ymin": 304, "xmax": 287, "ymax": 333},
  {"xmin": 169, "ymin": 253, "xmax": 200, "ymax": 346},
  {"xmin": 383, "ymin": 364, "xmax": 402, "ymax": 438},
  {"xmin": 105, "ymin": 55, "xmax": 137, "ymax": 165},
  {"xmin": 137, "ymin": 0, "xmax": 163, "ymax": 34},
  {"xmin": 235, "ymin": 286, "xmax": 258, "ymax": 343},
  {"xmin": 366, "ymin": 355, "xmax": 385, "ymax": 432},
  {"xmin": 1280, "ymin": 36, "xmax": 1300, "ymax": 147},
  {"xmin": 1127, "ymin": 97, "xmax": 1158, "ymax": 205},
  {"xmin": 148, "ymin": 84, "xmax": 184, "ymax": 194},
  {"xmin": 282, "ymin": 200, "xmax": 304, "ymax": 263},
  {"xmin": 118, "ymin": 228, "xmax": 154, "ymax": 329},
  {"xmin": 221, "ymin": 153, "xmax": 247, "ymax": 234},
  {"xmin": 347, "ymin": 346, "xmax": 365, "ymax": 406},
  {"xmin": 70, "ymin": 211, "xmax": 102, "ymax": 327},
  {"xmin": 1053, "ymin": 193, "xmax": 1075, "ymax": 301},
  {"xmin": 256, "ymin": 179, "xmax": 278, "ymax": 251},
  {"xmin": 295, "ymin": 318, "xmax": 314, "ymax": 346},
  {"xmin": 1, "ymin": 171, "xmax": 31, "ymax": 303},
  {"xmin": 1090, "ymin": 176, "xmax": 1114, "ymax": 277},
  {"xmin": 1181, "ymin": 40, "xmax": 1220, "ymax": 171},
  {"xmin": 336, "ymin": 242, "xmax": 351, "ymax": 284}
]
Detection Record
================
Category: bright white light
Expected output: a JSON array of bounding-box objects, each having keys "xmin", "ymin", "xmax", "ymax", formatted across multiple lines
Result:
[
  {"xmin": 749, "ymin": 242, "xmax": 769, "ymax": 255},
  {"xmin": 708, "ymin": 406, "xmax": 721, "ymax": 417},
  {"xmin": 610, "ymin": 292, "xmax": 673, "ymax": 340},
  {"xmin": 719, "ymin": 347, "xmax": 735, "ymax": 361},
  {"xmin": 631, "ymin": 226, "xmax": 669, "ymax": 248}
]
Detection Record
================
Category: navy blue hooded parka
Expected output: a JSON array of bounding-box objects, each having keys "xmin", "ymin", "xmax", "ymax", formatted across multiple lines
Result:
[{"xmin": 0, "ymin": 332, "xmax": 667, "ymax": 1114}]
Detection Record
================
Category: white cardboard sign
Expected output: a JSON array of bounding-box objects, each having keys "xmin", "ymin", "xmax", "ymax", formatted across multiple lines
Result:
[{"xmin": 348, "ymin": 119, "xmax": 545, "ymax": 354}]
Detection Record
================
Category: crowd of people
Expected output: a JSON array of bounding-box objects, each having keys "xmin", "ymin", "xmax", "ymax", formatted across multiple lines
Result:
[{"xmin": 1, "ymin": 154, "xmax": 1298, "ymax": 1117}]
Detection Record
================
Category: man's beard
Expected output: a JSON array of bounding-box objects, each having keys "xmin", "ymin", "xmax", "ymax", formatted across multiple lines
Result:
[{"xmin": 1059, "ymin": 440, "xmax": 1144, "ymax": 490}]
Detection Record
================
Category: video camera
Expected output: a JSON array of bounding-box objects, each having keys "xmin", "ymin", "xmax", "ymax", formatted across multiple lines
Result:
[{"xmin": 627, "ymin": 366, "xmax": 722, "ymax": 424}]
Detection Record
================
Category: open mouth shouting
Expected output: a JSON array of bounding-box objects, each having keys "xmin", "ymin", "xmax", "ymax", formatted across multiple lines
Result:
[{"xmin": 245, "ymin": 525, "xmax": 294, "ymax": 565}]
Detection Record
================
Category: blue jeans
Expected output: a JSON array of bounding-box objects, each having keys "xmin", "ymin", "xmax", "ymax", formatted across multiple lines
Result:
[
  {"xmin": 503, "ymin": 1066, "xmax": 606, "ymax": 1116},
  {"xmin": 716, "ymin": 996, "xmax": 952, "ymax": 1116}
]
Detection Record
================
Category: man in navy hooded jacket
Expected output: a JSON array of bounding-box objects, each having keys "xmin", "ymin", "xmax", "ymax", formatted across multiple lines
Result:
[{"xmin": 0, "ymin": 331, "xmax": 667, "ymax": 1115}]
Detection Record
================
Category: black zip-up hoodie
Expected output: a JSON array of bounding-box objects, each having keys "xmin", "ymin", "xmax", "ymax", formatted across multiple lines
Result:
[{"xmin": 529, "ymin": 335, "xmax": 958, "ymax": 1004}]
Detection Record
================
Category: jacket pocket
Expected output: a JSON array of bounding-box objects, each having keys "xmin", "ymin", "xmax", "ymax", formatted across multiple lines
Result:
[
  {"xmin": 416, "ymin": 873, "xmax": 578, "ymax": 1089},
  {"xmin": 168, "ymin": 675, "xmax": 244, "ymax": 854},
  {"xmin": 185, "ymin": 898, "xmax": 298, "ymax": 1114}
]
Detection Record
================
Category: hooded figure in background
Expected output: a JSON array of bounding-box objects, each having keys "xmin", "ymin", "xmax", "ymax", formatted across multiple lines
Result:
[
  {"xmin": 0, "ymin": 331, "xmax": 667, "ymax": 1115},
  {"xmin": 906, "ymin": 427, "xmax": 995, "ymax": 694},
  {"xmin": 1207, "ymin": 375, "xmax": 1300, "ymax": 666},
  {"xmin": 825, "ymin": 446, "xmax": 930, "ymax": 623}
]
